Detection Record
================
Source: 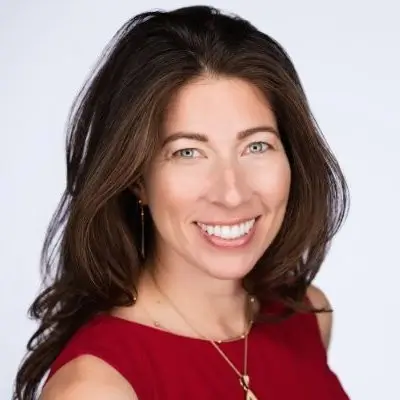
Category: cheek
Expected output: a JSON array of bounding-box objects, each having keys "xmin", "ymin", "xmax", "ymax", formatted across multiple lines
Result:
[
  {"xmin": 248, "ymin": 155, "xmax": 291, "ymax": 205},
  {"xmin": 144, "ymin": 164, "xmax": 208, "ymax": 220}
]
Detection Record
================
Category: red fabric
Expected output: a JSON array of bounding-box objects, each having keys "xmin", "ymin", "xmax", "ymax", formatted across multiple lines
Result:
[{"xmin": 48, "ymin": 305, "xmax": 349, "ymax": 399}]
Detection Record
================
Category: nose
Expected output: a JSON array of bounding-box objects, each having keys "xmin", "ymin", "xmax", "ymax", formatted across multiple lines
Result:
[{"xmin": 208, "ymin": 160, "xmax": 252, "ymax": 208}]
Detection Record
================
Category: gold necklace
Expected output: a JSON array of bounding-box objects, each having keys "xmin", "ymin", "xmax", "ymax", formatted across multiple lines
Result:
[{"xmin": 149, "ymin": 275, "xmax": 259, "ymax": 400}]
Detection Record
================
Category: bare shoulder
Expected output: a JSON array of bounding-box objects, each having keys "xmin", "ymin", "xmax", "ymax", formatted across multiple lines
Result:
[
  {"xmin": 306, "ymin": 285, "xmax": 333, "ymax": 350},
  {"xmin": 40, "ymin": 355, "xmax": 137, "ymax": 400}
]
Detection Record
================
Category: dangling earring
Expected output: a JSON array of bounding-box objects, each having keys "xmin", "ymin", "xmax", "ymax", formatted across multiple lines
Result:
[{"xmin": 138, "ymin": 199, "xmax": 145, "ymax": 258}]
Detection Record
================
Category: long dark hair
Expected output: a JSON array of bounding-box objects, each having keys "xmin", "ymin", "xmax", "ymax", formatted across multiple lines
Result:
[{"xmin": 13, "ymin": 6, "xmax": 349, "ymax": 399}]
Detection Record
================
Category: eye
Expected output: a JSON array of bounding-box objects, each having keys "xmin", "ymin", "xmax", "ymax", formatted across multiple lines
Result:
[
  {"xmin": 245, "ymin": 141, "xmax": 270, "ymax": 154},
  {"xmin": 172, "ymin": 148, "xmax": 202, "ymax": 158}
]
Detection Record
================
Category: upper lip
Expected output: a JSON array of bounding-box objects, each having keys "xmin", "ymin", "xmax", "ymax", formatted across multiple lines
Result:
[{"xmin": 196, "ymin": 216, "xmax": 259, "ymax": 226}]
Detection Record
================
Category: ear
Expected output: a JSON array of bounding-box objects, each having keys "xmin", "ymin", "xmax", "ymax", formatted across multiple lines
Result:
[{"xmin": 131, "ymin": 180, "xmax": 148, "ymax": 205}]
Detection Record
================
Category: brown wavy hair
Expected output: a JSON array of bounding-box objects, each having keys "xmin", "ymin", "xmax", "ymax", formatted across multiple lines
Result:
[{"xmin": 13, "ymin": 6, "xmax": 349, "ymax": 399}]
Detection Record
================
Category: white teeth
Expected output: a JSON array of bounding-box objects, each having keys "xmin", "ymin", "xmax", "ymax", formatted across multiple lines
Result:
[{"xmin": 197, "ymin": 219, "xmax": 256, "ymax": 240}]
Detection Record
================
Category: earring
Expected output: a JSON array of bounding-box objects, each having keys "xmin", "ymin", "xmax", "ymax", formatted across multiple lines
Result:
[{"xmin": 138, "ymin": 199, "xmax": 145, "ymax": 258}]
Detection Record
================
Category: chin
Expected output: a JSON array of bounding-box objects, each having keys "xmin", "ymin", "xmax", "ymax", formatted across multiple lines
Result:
[{"xmin": 196, "ymin": 254, "xmax": 257, "ymax": 281}]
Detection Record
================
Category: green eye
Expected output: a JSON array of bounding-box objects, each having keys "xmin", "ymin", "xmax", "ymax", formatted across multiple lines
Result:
[{"xmin": 247, "ymin": 142, "xmax": 269, "ymax": 154}]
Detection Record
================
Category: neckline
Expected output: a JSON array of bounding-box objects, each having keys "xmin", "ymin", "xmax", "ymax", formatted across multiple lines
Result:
[{"xmin": 95, "ymin": 313, "xmax": 258, "ymax": 345}]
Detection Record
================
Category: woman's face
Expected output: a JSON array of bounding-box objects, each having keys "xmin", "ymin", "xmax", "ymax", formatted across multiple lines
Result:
[{"xmin": 141, "ymin": 76, "xmax": 291, "ymax": 280}]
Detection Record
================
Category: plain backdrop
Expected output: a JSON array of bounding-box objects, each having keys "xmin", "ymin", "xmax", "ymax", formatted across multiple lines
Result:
[{"xmin": 1, "ymin": 0, "xmax": 399, "ymax": 399}]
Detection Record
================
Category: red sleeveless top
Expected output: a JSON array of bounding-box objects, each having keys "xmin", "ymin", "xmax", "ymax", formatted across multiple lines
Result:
[{"xmin": 48, "ymin": 305, "xmax": 349, "ymax": 399}]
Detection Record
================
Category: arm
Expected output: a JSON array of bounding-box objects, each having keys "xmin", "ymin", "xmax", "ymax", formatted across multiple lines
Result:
[
  {"xmin": 306, "ymin": 285, "xmax": 333, "ymax": 350},
  {"xmin": 40, "ymin": 355, "xmax": 138, "ymax": 400}
]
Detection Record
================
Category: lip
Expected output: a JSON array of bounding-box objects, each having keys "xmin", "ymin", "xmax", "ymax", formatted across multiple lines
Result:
[{"xmin": 195, "ymin": 216, "xmax": 260, "ymax": 226}]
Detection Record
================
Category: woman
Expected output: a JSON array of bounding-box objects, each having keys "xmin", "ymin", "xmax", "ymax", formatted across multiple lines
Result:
[{"xmin": 14, "ymin": 5, "xmax": 350, "ymax": 400}]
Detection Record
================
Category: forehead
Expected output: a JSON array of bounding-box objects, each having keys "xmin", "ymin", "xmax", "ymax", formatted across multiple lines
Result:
[{"xmin": 162, "ymin": 76, "xmax": 277, "ymax": 136}]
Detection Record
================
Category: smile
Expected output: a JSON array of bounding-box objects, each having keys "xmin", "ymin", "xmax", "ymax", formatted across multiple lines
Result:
[{"xmin": 196, "ymin": 218, "xmax": 256, "ymax": 240}]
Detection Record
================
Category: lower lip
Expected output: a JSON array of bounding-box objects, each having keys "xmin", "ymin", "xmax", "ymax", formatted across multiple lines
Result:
[{"xmin": 195, "ymin": 220, "xmax": 258, "ymax": 249}]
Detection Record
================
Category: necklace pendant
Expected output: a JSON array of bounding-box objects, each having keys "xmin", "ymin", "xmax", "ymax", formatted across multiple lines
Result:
[
  {"xmin": 240, "ymin": 374, "xmax": 250, "ymax": 389},
  {"xmin": 240, "ymin": 375, "xmax": 258, "ymax": 400},
  {"xmin": 245, "ymin": 388, "xmax": 258, "ymax": 400}
]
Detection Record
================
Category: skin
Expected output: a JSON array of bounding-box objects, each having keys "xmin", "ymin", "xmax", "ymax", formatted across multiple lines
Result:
[
  {"xmin": 128, "ymin": 76, "xmax": 291, "ymax": 339},
  {"xmin": 41, "ymin": 76, "xmax": 333, "ymax": 399}
]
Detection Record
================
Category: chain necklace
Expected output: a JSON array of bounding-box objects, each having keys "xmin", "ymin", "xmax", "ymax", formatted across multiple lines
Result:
[{"xmin": 149, "ymin": 275, "xmax": 259, "ymax": 400}]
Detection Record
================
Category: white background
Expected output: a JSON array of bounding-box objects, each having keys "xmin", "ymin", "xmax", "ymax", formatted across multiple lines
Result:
[{"xmin": 1, "ymin": 1, "xmax": 399, "ymax": 399}]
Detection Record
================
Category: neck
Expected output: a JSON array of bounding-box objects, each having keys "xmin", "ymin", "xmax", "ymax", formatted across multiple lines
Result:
[{"xmin": 138, "ymin": 258, "xmax": 252, "ymax": 341}]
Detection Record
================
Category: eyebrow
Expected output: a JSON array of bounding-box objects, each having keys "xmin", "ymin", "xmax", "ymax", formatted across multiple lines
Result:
[{"xmin": 162, "ymin": 125, "xmax": 279, "ymax": 146}]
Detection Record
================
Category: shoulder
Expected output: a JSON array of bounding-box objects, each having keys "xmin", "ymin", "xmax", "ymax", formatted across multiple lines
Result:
[
  {"xmin": 42, "ymin": 315, "xmax": 153, "ymax": 399},
  {"xmin": 306, "ymin": 285, "xmax": 333, "ymax": 350},
  {"xmin": 41, "ymin": 355, "xmax": 137, "ymax": 400}
]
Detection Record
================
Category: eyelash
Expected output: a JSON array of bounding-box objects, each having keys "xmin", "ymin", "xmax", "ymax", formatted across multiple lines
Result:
[
  {"xmin": 172, "ymin": 148, "xmax": 202, "ymax": 158},
  {"xmin": 244, "ymin": 141, "xmax": 270, "ymax": 154},
  {"xmin": 172, "ymin": 141, "xmax": 271, "ymax": 159}
]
